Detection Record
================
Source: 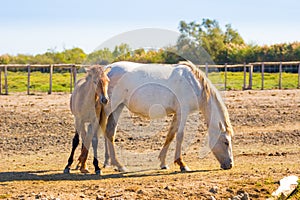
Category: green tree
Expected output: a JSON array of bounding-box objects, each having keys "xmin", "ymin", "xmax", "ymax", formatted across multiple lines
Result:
[
  {"xmin": 61, "ymin": 48, "xmax": 86, "ymax": 63},
  {"xmin": 178, "ymin": 18, "xmax": 245, "ymax": 63},
  {"xmin": 113, "ymin": 43, "xmax": 130, "ymax": 58},
  {"xmin": 0, "ymin": 54, "xmax": 11, "ymax": 64},
  {"xmin": 86, "ymin": 48, "xmax": 114, "ymax": 64}
]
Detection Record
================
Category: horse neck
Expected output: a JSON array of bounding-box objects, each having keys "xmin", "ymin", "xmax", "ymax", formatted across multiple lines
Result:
[
  {"xmin": 200, "ymin": 94, "xmax": 222, "ymax": 131},
  {"xmin": 85, "ymin": 77, "xmax": 97, "ymax": 103}
]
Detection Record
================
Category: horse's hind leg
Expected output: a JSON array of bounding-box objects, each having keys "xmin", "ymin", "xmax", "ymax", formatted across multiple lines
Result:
[
  {"xmin": 158, "ymin": 114, "xmax": 178, "ymax": 169},
  {"xmin": 76, "ymin": 122, "xmax": 90, "ymax": 173},
  {"xmin": 77, "ymin": 144, "xmax": 89, "ymax": 173},
  {"xmin": 64, "ymin": 130, "xmax": 80, "ymax": 174}
]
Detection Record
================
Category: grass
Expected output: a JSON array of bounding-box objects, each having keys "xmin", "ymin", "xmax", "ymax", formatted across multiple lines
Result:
[
  {"xmin": 0, "ymin": 71, "xmax": 85, "ymax": 93},
  {"xmin": 209, "ymin": 72, "xmax": 299, "ymax": 90},
  {"xmin": 0, "ymin": 71, "xmax": 299, "ymax": 93},
  {"xmin": 288, "ymin": 180, "xmax": 300, "ymax": 199}
]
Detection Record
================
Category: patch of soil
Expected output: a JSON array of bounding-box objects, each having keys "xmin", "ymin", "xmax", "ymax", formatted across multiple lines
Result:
[{"xmin": 0, "ymin": 90, "xmax": 299, "ymax": 199}]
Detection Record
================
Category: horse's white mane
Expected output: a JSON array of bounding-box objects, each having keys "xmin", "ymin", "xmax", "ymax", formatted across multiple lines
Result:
[{"xmin": 178, "ymin": 61, "xmax": 234, "ymax": 136}]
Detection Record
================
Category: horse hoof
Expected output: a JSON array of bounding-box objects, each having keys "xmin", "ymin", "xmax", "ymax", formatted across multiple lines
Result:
[
  {"xmin": 118, "ymin": 166, "xmax": 128, "ymax": 172},
  {"xmin": 80, "ymin": 168, "xmax": 90, "ymax": 174},
  {"xmin": 103, "ymin": 163, "xmax": 110, "ymax": 168},
  {"xmin": 161, "ymin": 165, "xmax": 169, "ymax": 170},
  {"xmin": 95, "ymin": 170, "xmax": 102, "ymax": 175},
  {"xmin": 180, "ymin": 166, "xmax": 191, "ymax": 172},
  {"xmin": 63, "ymin": 168, "xmax": 70, "ymax": 174}
]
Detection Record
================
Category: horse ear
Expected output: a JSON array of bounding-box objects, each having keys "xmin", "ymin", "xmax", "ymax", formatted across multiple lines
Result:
[
  {"xmin": 104, "ymin": 66, "xmax": 112, "ymax": 75},
  {"xmin": 219, "ymin": 122, "xmax": 226, "ymax": 132},
  {"xmin": 85, "ymin": 67, "xmax": 91, "ymax": 74}
]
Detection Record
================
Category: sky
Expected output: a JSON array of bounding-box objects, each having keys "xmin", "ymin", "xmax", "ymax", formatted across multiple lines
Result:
[{"xmin": 0, "ymin": 0, "xmax": 299, "ymax": 55}]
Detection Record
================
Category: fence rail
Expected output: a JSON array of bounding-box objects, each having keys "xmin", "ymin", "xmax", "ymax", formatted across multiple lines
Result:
[{"xmin": 0, "ymin": 61, "xmax": 300, "ymax": 95}]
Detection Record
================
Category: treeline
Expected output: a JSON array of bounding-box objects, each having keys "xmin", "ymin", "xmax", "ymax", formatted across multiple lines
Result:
[{"xmin": 1, "ymin": 19, "xmax": 300, "ymax": 65}]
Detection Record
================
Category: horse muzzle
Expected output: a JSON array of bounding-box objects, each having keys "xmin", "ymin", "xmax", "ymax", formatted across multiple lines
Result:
[
  {"xmin": 221, "ymin": 159, "xmax": 234, "ymax": 170},
  {"xmin": 100, "ymin": 96, "xmax": 109, "ymax": 105}
]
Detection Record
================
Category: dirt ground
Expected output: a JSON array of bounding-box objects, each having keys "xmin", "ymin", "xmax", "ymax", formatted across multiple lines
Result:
[{"xmin": 0, "ymin": 89, "xmax": 299, "ymax": 199}]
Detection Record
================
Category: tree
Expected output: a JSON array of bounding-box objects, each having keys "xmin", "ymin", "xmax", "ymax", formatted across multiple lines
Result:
[
  {"xmin": 61, "ymin": 48, "xmax": 86, "ymax": 63},
  {"xmin": 113, "ymin": 43, "xmax": 130, "ymax": 58},
  {"xmin": 0, "ymin": 54, "xmax": 11, "ymax": 64},
  {"xmin": 178, "ymin": 18, "xmax": 245, "ymax": 64},
  {"xmin": 86, "ymin": 48, "xmax": 114, "ymax": 65}
]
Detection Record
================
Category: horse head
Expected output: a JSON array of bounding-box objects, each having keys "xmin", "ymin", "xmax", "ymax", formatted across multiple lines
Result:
[
  {"xmin": 87, "ymin": 65, "xmax": 111, "ymax": 105},
  {"xmin": 209, "ymin": 121, "xmax": 234, "ymax": 170}
]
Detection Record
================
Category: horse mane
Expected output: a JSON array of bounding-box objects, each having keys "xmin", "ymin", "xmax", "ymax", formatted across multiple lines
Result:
[{"xmin": 178, "ymin": 61, "xmax": 234, "ymax": 136}]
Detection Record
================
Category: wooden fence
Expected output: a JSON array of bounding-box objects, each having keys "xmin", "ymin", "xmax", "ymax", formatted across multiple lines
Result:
[
  {"xmin": 0, "ymin": 61, "xmax": 300, "ymax": 95},
  {"xmin": 199, "ymin": 61, "xmax": 300, "ymax": 90},
  {"xmin": 0, "ymin": 64, "xmax": 81, "ymax": 95}
]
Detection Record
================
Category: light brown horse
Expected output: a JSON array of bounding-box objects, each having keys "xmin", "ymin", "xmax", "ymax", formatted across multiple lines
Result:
[{"xmin": 63, "ymin": 65, "xmax": 111, "ymax": 175}]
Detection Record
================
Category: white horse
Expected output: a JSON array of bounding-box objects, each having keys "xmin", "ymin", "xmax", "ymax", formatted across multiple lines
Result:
[
  {"xmin": 102, "ymin": 61, "xmax": 234, "ymax": 172},
  {"xmin": 63, "ymin": 65, "xmax": 111, "ymax": 175}
]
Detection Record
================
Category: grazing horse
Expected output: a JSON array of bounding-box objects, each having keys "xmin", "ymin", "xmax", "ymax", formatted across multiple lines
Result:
[
  {"xmin": 63, "ymin": 65, "xmax": 111, "ymax": 175},
  {"xmin": 102, "ymin": 61, "xmax": 234, "ymax": 172}
]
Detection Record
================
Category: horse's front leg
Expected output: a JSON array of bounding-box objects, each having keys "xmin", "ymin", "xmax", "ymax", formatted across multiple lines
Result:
[
  {"xmin": 92, "ymin": 133, "xmax": 101, "ymax": 175},
  {"xmin": 174, "ymin": 113, "xmax": 190, "ymax": 172},
  {"xmin": 103, "ymin": 136, "xmax": 110, "ymax": 168},
  {"xmin": 106, "ymin": 104, "xmax": 127, "ymax": 172}
]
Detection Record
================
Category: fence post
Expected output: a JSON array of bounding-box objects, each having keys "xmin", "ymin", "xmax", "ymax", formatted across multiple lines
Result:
[
  {"xmin": 0, "ymin": 67, "xmax": 2, "ymax": 95},
  {"xmin": 224, "ymin": 63, "xmax": 227, "ymax": 90},
  {"xmin": 279, "ymin": 61, "xmax": 282, "ymax": 89},
  {"xmin": 70, "ymin": 67, "xmax": 73, "ymax": 94},
  {"xmin": 205, "ymin": 62, "xmax": 208, "ymax": 77},
  {"xmin": 73, "ymin": 65, "xmax": 77, "ymax": 87},
  {"xmin": 261, "ymin": 62, "xmax": 264, "ymax": 90},
  {"xmin": 249, "ymin": 65, "xmax": 253, "ymax": 90},
  {"xmin": 243, "ymin": 62, "xmax": 246, "ymax": 90},
  {"xmin": 298, "ymin": 63, "xmax": 300, "ymax": 89},
  {"xmin": 27, "ymin": 65, "xmax": 31, "ymax": 95},
  {"xmin": 4, "ymin": 65, "xmax": 8, "ymax": 95},
  {"xmin": 48, "ymin": 64, "xmax": 53, "ymax": 94}
]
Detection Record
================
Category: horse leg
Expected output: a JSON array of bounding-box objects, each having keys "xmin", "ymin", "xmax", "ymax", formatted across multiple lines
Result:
[
  {"xmin": 98, "ymin": 108, "xmax": 110, "ymax": 168},
  {"xmin": 63, "ymin": 130, "xmax": 80, "ymax": 173},
  {"xmin": 75, "ymin": 122, "xmax": 91, "ymax": 173},
  {"xmin": 173, "ymin": 112, "xmax": 190, "ymax": 172},
  {"xmin": 158, "ymin": 114, "xmax": 178, "ymax": 169},
  {"xmin": 106, "ymin": 104, "xmax": 127, "ymax": 172},
  {"xmin": 77, "ymin": 144, "xmax": 89, "ymax": 173},
  {"xmin": 103, "ymin": 136, "xmax": 110, "ymax": 168},
  {"xmin": 80, "ymin": 120, "xmax": 99, "ymax": 174},
  {"xmin": 92, "ymin": 133, "xmax": 102, "ymax": 175},
  {"xmin": 75, "ymin": 143, "xmax": 85, "ymax": 170}
]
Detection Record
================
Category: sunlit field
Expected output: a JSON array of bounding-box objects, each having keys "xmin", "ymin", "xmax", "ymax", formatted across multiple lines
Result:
[{"xmin": 2, "ymin": 71, "xmax": 298, "ymax": 93}]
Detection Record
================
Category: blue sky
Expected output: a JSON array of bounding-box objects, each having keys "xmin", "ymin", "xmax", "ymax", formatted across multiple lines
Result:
[{"xmin": 0, "ymin": 0, "xmax": 299, "ymax": 55}]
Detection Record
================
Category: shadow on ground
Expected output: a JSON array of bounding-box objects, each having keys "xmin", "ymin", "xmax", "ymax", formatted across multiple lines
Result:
[{"xmin": 0, "ymin": 168, "xmax": 218, "ymax": 182}]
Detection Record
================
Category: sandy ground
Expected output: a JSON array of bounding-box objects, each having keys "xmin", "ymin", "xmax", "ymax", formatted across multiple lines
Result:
[{"xmin": 0, "ymin": 89, "xmax": 299, "ymax": 199}]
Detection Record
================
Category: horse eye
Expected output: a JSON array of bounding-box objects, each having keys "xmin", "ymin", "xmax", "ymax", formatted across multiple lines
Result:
[{"xmin": 224, "ymin": 141, "xmax": 229, "ymax": 146}]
